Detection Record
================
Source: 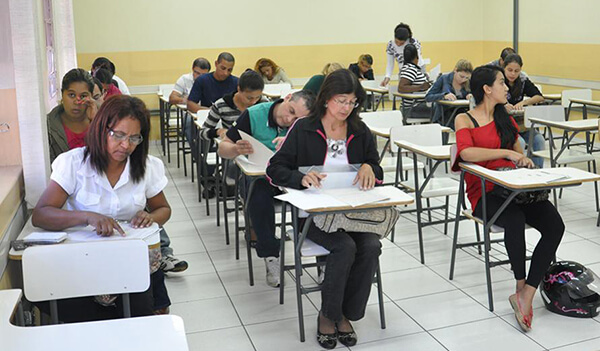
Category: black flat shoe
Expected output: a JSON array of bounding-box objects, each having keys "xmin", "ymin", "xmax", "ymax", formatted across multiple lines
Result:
[
  {"xmin": 336, "ymin": 321, "xmax": 357, "ymax": 347},
  {"xmin": 317, "ymin": 315, "xmax": 337, "ymax": 349}
]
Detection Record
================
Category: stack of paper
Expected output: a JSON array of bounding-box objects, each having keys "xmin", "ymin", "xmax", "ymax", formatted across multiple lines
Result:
[
  {"xmin": 67, "ymin": 223, "xmax": 161, "ymax": 244},
  {"xmin": 276, "ymin": 187, "xmax": 391, "ymax": 210},
  {"xmin": 24, "ymin": 232, "xmax": 68, "ymax": 244}
]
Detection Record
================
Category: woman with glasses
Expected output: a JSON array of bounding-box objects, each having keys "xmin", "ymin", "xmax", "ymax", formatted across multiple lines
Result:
[
  {"xmin": 425, "ymin": 59, "xmax": 473, "ymax": 125},
  {"xmin": 33, "ymin": 95, "xmax": 172, "ymax": 323},
  {"xmin": 267, "ymin": 69, "xmax": 383, "ymax": 349},
  {"xmin": 47, "ymin": 68, "xmax": 99, "ymax": 163}
]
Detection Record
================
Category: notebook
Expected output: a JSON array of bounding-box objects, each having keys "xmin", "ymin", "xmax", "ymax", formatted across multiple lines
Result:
[{"xmin": 23, "ymin": 231, "xmax": 68, "ymax": 244}]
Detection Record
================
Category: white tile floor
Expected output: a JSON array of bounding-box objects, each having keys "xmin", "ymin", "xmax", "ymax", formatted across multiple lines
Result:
[{"xmin": 152, "ymin": 143, "xmax": 600, "ymax": 351}]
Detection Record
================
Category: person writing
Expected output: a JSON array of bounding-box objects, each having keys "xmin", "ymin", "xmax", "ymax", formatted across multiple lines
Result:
[
  {"xmin": 267, "ymin": 69, "xmax": 383, "ymax": 348},
  {"xmin": 33, "ymin": 95, "xmax": 173, "ymax": 322},
  {"xmin": 454, "ymin": 65, "xmax": 564, "ymax": 332},
  {"xmin": 426, "ymin": 59, "xmax": 473, "ymax": 124}
]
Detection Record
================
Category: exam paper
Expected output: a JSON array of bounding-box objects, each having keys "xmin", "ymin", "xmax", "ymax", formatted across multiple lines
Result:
[
  {"xmin": 239, "ymin": 130, "xmax": 274, "ymax": 169},
  {"xmin": 68, "ymin": 223, "xmax": 160, "ymax": 244}
]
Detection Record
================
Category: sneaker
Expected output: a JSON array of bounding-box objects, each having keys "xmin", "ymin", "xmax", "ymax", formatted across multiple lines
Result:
[
  {"xmin": 317, "ymin": 265, "xmax": 326, "ymax": 285},
  {"xmin": 264, "ymin": 257, "xmax": 281, "ymax": 288},
  {"xmin": 160, "ymin": 254, "xmax": 189, "ymax": 273}
]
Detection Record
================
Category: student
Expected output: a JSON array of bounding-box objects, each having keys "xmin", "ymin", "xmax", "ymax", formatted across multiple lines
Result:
[
  {"xmin": 488, "ymin": 47, "xmax": 527, "ymax": 79},
  {"xmin": 33, "ymin": 96, "xmax": 173, "ymax": 322},
  {"xmin": 503, "ymin": 54, "xmax": 545, "ymax": 168},
  {"xmin": 454, "ymin": 65, "xmax": 564, "ymax": 332},
  {"xmin": 397, "ymin": 44, "xmax": 432, "ymax": 123},
  {"xmin": 426, "ymin": 59, "xmax": 473, "ymax": 124},
  {"xmin": 381, "ymin": 23, "xmax": 423, "ymax": 87},
  {"xmin": 348, "ymin": 54, "xmax": 374, "ymax": 81},
  {"xmin": 91, "ymin": 57, "xmax": 130, "ymax": 95},
  {"xmin": 169, "ymin": 58, "xmax": 211, "ymax": 105},
  {"xmin": 94, "ymin": 68, "xmax": 122, "ymax": 98},
  {"xmin": 217, "ymin": 90, "xmax": 316, "ymax": 288},
  {"xmin": 303, "ymin": 62, "xmax": 343, "ymax": 95},
  {"xmin": 92, "ymin": 78, "xmax": 107, "ymax": 110},
  {"xmin": 254, "ymin": 58, "xmax": 293, "ymax": 85},
  {"xmin": 187, "ymin": 52, "xmax": 239, "ymax": 113},
  {"xmin": 47, "ymin": 69, "xmax": 97, "ymax": 163},
  {"xmin": 200, "ymin": 69, "xmax": 266, "ymax": 141},
  {"xmin": 267, "ymin": 69, "xmax": 382, "ymax": 349}
]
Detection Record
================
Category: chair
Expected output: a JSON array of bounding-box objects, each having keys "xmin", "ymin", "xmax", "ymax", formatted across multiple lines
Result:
[
  {"xmin": 158, "ymin": 84, "xmax": 179, "ymax": 163},
  {"xmin": 361, "ymin": 80, "xmax": 388, "ymax": 111},
  {"xmin": 280, "ymin": 204, "xmax": 386, "ymax": 342},
  {"xmin": 22, "ymin": 240, "xmax": 150, "ymax": 324},
  {"xmin": 561, "ymin": 89, "xmax": 592, "ymax": 121},
  {"xmin": 449, "ymin": 144, "xmax": 534, "ymax": 311},
  {"xmin": 393, "ymin": 124, "xmax": 459, "ymax": 251},
  {"xmin": 360, "ymin": 111, "xmax": 425, "ymax": 184},
  {"xmin": 524, "ymin": 105, "xmax": 599, "ymax": 211}
]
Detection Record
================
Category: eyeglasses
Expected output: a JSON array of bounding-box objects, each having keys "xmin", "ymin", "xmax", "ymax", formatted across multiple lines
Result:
[
  {"xmin": 108, "ymin": 129, "xmax": 144, "ymax": 145},
  {"xmin": 332, "ymin": 98, "xmax": 359, "ymax": 108}
]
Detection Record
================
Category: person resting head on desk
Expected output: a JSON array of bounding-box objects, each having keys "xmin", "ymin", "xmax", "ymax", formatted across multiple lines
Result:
[
  {"xmin": 217, "ymin": 90, "xmax": 315, "ymax": 288},
  {"xmin": 425, "ymin": 59, "xmax": 473, "ymax": 124},
  {"xmin": 453, "ymin": 65, "xmax": 564, "ymax": 333},
  {"xmin": 47, "ymin": 68, "xmax": 98, "ymax": 164},
  {"xmin": 266, "ymin": 69, "xmax": 383, "ymax": 349},
  {"xmin": 32, "ymin": 95, "xmax": 172, "ymax": 322},
  {"xmin": 502, "ymin": 53, "xmax": 545, "ymax": 169}
]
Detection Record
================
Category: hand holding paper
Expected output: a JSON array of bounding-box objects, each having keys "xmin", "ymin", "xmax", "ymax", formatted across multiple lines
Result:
[{"xmin": 238, "ymin": 130, "xmax": 274, "ymax": 168}]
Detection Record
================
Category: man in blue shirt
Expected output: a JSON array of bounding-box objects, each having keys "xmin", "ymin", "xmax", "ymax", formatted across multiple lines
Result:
[{"xmin": 184, "ymin": 52, "xmax": 239, "ymax": 167}]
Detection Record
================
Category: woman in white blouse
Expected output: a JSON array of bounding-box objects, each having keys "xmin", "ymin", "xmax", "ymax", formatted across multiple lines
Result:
[
  {"xmin": 32, "ymin": 95, "xmax": 171, "ymax": 322},
  {"xmin": 381, "ymin": 23, "xmax": 424, "ymax": 87}
]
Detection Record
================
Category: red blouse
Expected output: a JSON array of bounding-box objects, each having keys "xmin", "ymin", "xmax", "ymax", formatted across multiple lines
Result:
[
  {"xmin": 64, "ymin": 124, "xmax": 88, "ymax": 150},
  {"xmin": 455, "ymin": 118, "xmax": 519, "ymax": 209}
]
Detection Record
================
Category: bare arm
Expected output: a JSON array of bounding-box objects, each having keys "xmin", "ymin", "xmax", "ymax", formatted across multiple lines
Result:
[
  {"xmin": 217, "ymin": 136, "xmax": 253, "ymax": 160},
  {"xmin": 515, "ymin": 95, "xmax": 544, "ymax": 109},
  {"xmin": 130, "ymin": 191, "xmax": 171, "ymax": 228},
  {"xmin": 397, "ymin": 78, "xmax": 431, "ymax": 93},
  {"xmin": 169, "ymin": 91, "xmax": 185, "ymax": 105}
]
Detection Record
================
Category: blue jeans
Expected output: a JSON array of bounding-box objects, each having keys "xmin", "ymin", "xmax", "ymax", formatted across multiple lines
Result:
[{"xmin": 518, "ymin": 129, "xmax": 545, "ymax": 168}]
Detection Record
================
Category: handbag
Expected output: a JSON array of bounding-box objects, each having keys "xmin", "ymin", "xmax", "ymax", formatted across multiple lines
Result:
[
  {"xmin": 490, "ymin": 167, "xmax": 550, "ymax": 205},
  {"xmin": 312, "ymin": 208, "xmax": 400, "ymax": 239}
]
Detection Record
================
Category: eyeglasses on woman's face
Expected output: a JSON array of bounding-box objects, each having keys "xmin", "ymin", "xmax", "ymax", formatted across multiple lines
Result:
[
  {"xmin": 332, "ymin": 97, "xmax": 359, "ymax": 109},
  {"xmin": 108, "ymin": 129, "xmax": 143, "ymax": 145}
]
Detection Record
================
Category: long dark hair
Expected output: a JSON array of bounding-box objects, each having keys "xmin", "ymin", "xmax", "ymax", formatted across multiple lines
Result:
[
  {"xmin": 470, "ymin": 65, "xmax": 517, "ymax": 149},
  {"xmin": 84, "ymin": 95, "xmax": 150, "ymax": 183},
  {"xmin": 503, "ymin": 53, "xmax": 524, "ymax": 102},
  {"xmin": 309, "ymin": 69, "xmax": 366, "ymax": 131}
]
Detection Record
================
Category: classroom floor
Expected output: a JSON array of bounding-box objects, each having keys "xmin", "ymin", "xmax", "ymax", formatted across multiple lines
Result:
[{"xmin": 152, "ymin": 142, "xmax": 600, "ymax": 351}]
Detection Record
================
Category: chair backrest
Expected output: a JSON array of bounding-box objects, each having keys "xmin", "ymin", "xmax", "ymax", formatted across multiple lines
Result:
[
  {"xmin": 158, "ymin": 84, "xmax": 175, "ymax": 97},
  {"xmin": 263, "ymin": 83, "xmax": 292, "ymax": 97},
  {"xmin": 390, "ymin": 124, "xmax": 442, "ymax": 152},
  {"xmin": 561, "ymin": 89, "xmax": 592, "ymax": 108},
  {"xmin": 361, "ymin": 110, "xmax": 403, "ymax": 130},
  {"xmin": 524, "ymin": 105, "xmax": 565, "ymax": 128},
  {"xmin": 22, "ymin": 240, "xmax": 149, "ymax": 302}
]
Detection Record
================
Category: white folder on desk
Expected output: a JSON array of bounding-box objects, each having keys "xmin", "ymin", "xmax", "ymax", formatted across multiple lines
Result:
[{"xmin": 239, "ymin": 130, "xmax": 274, "ymax": 169}]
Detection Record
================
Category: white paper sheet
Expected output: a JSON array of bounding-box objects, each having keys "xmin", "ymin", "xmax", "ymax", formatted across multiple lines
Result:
[
  {"xmin": 493, "ymin": 168, "xmax": 570, "ymax": 184},
  {"xmin": 276, "ymin": 187, "xmax": 392, "ymax": 210},
  {"xmin": 238, "ymin": 130, "xmax": 274, "ymax": 169},
  {"xmin": 67, "ymin": 223, "xmax": 160, "ymax": 245}
]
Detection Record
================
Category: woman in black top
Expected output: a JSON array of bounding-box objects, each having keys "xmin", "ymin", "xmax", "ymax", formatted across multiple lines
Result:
[
  {"xmin": 348, "ymin": 54, "xmax": 374, "ymax": 81},
  {"xmin": 267, "ymin": 69, "xmax": 382, "ymax": 349},
  {"xmin": 503, "ymin": 54, "xmax": 545, "ymax": 168}
]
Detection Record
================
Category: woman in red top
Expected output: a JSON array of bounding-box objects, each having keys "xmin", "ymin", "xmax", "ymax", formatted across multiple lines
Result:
[{"xmin": 454, "ymin": 65, "xmax": 564, "ymax": 332}]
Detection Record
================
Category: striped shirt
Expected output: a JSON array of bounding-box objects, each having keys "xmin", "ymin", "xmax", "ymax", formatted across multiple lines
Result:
[
  {"xmin": 399, "ymin": 62, "xmax": 428, "ymax": 109},
  {"xmin": 200, "ymin": 93, "xmax": 267, "ymax": 140}
]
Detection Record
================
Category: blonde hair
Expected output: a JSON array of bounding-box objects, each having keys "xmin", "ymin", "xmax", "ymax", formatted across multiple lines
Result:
[
  {"xmin": 358, "ymin": 54, "xmax": 373, "ymax": 66},
  {"xmin": 254, "ymin": 58, "xmax": 280, "ymax": 76},
  {"xmin": 321, "ymin": 62, "xmax": 343, "ymax": 76},
  {"xmin": 454, "ymin": 59, "xmax": 473, "ymax": 73}
]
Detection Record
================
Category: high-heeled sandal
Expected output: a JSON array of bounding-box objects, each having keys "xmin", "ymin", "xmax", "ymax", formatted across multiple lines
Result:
[
  {"xmin": 509, "ymin": 294, "xmax": 532, "ymax": 332},
  {"xmin": 317, "ymin": 315, "xmax": 337, "ymax": 349},
  {"xmin": 336, "ymin": 320, "xmax": 357, "ymax": 347}
]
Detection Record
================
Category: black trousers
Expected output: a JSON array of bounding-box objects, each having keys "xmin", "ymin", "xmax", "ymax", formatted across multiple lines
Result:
[
  {"xmin": 244, "ymin": 176, "xmax": 281, "ymax": 258},
  {"xmin": 474, "ymin": 194, "xmax": 565, "ymax": 288},
  {"xmin": 305, "ymin": 222, "xmax": 382, "ymax": 322}
]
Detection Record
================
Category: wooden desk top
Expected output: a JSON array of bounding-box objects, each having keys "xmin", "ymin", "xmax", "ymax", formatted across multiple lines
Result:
[
  {"xmin": 437, "ymin": 99, "xmax": 469, "ymax": 107},
  {"xmin": 460, "ymin": 163, "xmax": 600, "ymax": 190},
  {"xmin": 528, "ymin": 117, "xmax": 599, "ymax": 132},
  {"xmin": 0, "ymin": 289, "xmax": 189, "ymax": 351},
  {"xmin": 234, "ymin": 156, "xmax": 266, "ymax": 177},
  {"xmin": 569, "ymin": 98, "xmax": 600, "ymax": 108},
  {"xmin": 543, "ymin": 93, "xmax": 561, "ymax": 101},
  {"xmin": 394, "ymin": 141, "xmax": 451, "ymax": 160}
]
